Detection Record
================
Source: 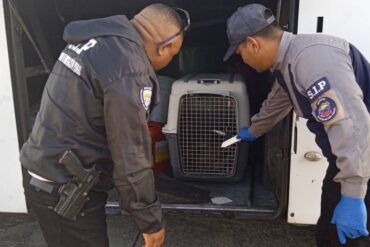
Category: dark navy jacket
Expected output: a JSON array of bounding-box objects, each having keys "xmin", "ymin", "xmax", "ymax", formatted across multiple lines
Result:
[{"xmin": 20, "ymin": 15, "xmax": 164, "ymax": 233}]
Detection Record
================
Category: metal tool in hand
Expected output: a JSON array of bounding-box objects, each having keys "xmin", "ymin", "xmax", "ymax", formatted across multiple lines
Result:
[
  {"xmin": 211, "ymin": 130, "xmax": 240, "ymax": 148},
  {"xmin": 221, "ymin": 135, "xmax": 240, "ymax": 148}
]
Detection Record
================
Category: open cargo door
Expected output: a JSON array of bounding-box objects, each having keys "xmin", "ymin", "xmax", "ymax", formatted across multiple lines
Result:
[
  {"xmin": 288, "ymin": 0, "xmax": 370, "ymax": 225},
  {"xmin": 3, "ymin": 0, "xmax": 292, "ymax": 218}
]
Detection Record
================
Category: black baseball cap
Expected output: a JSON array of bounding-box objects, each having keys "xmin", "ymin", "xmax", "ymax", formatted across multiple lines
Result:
[{"xmin": 223, "ymin": 3, "xmax": 276, "ymax": 61}]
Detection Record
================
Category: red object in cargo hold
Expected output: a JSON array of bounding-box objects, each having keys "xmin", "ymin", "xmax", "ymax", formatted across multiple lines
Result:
[{"xmin": 148, "ymin": 121, "xmax": 170, "ymax": 173}]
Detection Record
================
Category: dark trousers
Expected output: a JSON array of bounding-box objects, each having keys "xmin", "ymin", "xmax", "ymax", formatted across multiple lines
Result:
[
  {"xmin": 23, "ymin": 172, "xmax": 109, "ymax": 247},
  {"xmin": 316, "ymin": 161, "xmax": 370, "ymax": 247}
]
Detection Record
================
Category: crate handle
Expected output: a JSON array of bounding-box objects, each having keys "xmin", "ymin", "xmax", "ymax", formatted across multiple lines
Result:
[
  {"xmin": 185, "ymin": 90, "xmax": 230, "ymax": 96},
  {"xmin": 197, "ymin": 79, "xmax": 221, "ymax": 84}
]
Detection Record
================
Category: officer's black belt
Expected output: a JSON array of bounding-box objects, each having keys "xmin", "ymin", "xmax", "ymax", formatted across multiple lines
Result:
[{"xmin": 29, "ymin": 177, "xmax": 56, "ymax": 194}]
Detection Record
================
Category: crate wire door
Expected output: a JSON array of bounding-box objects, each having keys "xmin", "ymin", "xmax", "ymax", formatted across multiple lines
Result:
[{"xmin": 178, "ymin": 93, "xmax": 239, "ymax": 178}]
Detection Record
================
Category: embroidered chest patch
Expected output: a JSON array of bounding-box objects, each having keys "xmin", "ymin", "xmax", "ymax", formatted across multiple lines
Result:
[
  {"xmin": 306, "ymin": 77, "xmax": 331, "ymax": 103},
  {"xmin": 140, "ymin": 87, "xmax": 152, "ymax": 110},
  {"xmin": 315, "ymin": 97, "xmax": 337, "ymax": 122}
]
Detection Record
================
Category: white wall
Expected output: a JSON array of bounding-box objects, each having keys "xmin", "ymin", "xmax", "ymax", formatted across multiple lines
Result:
[
  {"xmin": 298, "ymin": 0, "xmax": 370, "ymax": 59},
  {"xmin": 0, "ymin": 2, "xmax": 27, "ymax": 213}
]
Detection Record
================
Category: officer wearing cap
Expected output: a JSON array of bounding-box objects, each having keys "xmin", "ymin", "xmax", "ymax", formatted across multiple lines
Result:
[
  {"xmin": 20, "ymin": 4, "xmax": 190, "ymax": 247},
  {"xmin": 224, "ymin": 3, "xmax": 370, "ymax": 246}
]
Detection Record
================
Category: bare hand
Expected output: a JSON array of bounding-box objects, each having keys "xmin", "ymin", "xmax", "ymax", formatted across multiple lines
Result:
[{"xmin": 143, "ymin": 228, "xmax": 165, "ymax": 247}]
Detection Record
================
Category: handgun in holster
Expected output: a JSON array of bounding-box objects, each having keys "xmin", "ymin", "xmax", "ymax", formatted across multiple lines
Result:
[{"xmin": 54, "ymin": 149, "xmax": 101, "ymax": 220}]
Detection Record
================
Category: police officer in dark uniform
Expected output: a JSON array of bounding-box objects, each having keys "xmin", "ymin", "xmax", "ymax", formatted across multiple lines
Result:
[
  {"xmin": 223, "ymin": 3, "xmax": 370, "ymax": 247},
  {"xmin": 20, "ymin": 4, "xmax": 190, "ymax": 247}
]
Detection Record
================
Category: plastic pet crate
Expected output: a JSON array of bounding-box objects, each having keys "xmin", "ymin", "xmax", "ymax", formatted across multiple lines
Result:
[{"xmin": 162, "ymin": 74, "xmax": 250, "ymax": 182}]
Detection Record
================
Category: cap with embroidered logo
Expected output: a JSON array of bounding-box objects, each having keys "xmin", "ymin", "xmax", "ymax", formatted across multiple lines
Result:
[{"xmin": 223, "ymin": 3, "xmax": 276, "ymax": 61}]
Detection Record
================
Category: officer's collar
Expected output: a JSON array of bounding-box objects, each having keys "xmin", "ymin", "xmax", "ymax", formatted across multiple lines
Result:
[{"xmin": 272, "ymin": 31, "xmax": 294, "ymax": 71}]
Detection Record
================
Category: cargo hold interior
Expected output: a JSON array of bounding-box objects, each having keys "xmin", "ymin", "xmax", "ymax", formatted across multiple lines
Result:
[{"xmin": 5, "ymin": 0, "xmax": 296, "ymax": 218}]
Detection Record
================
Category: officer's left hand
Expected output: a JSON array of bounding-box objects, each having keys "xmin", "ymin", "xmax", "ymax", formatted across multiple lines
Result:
[
  {"xmin": 331, "ymin": 194, "xmax": 369, "ymax": 244},
  {"xmin": 143, "ymin": 228, "xmax": 165, "ymax": 247}
]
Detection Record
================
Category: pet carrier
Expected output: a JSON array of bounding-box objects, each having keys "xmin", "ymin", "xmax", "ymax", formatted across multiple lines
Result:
[{"xmin": 163, "ymin": 74, "xmax": 250, "ymax": 181}]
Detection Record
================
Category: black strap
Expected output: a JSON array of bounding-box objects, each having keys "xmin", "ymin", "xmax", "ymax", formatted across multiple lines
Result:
[{"xmin": 29, "ymin": 177, "xmax": 55, "ymax": 194}]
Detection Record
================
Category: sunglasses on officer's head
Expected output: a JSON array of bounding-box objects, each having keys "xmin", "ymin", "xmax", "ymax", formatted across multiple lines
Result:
[{"xmin": 158, "ymin": 7, "xmax": 190, "ymax": 46}]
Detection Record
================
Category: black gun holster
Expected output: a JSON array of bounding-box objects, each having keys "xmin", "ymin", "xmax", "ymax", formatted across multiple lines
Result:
[{"xmin": 54, "ymin": 150, "xmax": 101, "ymax": 220}]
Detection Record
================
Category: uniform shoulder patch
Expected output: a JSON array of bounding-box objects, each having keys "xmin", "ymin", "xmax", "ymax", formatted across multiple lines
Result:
[
  {"xmin": 140, "ymin": 87, "xmax": 152, "ymax": 110},
  {"xmin": 306, "ymin": 77, "xmax": 331, "ymax": 103},
  {"xmin": 315, "ymin": 97, "xmax": 337, "ymax": 122}
]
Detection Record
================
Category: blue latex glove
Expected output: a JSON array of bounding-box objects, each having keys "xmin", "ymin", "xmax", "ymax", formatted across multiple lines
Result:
[
  {"xmin": 237, "ymin": 127, "xmax": 257, "ymax": 142},
  {"xmin": 331, "ymin": 194, "xmax": 369, "ymax": 244}
]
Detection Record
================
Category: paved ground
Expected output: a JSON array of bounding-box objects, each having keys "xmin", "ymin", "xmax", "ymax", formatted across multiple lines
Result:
[{"xmin": 0, "ymin": 212, "xmax": 316, "ymax": 247}]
